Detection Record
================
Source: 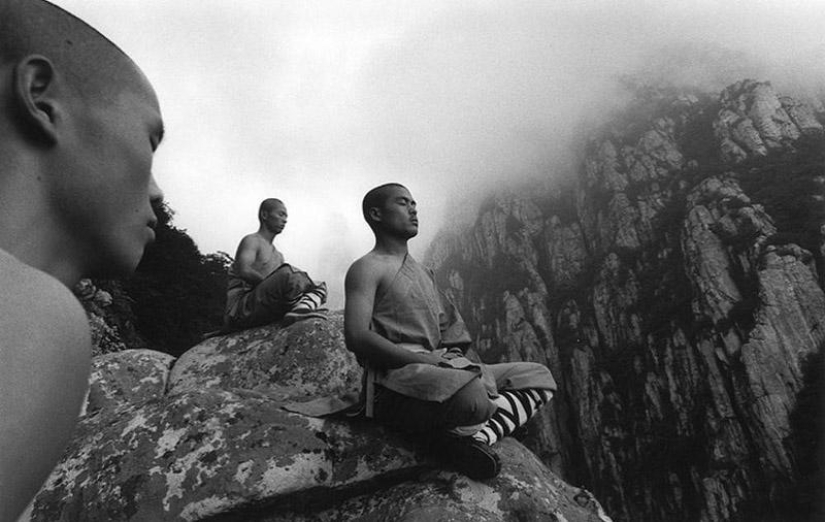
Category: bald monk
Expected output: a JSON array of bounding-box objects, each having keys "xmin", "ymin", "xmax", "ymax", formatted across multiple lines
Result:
[
  {"xmin": 224, "ymin": 198, "xmax": 328, "ymax": 329},
  {"xmin": 344, "ymin": 183, "xmax": 557, "ymax": 479},
  {"xmin": 0, "ymin": 1, "xmax": 165, "ymax": 519}
]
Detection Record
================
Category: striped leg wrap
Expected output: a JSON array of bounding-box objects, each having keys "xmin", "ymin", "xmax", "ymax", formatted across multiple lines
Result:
[
  {"xmin": 290, "ymin": 283, "xmax": 328, "ymax": 313},
  {"xmin": 472, "ymin": 388, "xmax": 552, "ymax": 446}
]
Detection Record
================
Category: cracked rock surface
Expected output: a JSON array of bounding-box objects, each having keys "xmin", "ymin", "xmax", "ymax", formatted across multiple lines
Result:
[{"xmin": 27, "ymin": 313, "xmax": 610, "ymax": 522}]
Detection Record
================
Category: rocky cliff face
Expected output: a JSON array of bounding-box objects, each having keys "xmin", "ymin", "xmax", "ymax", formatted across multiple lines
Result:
[
  {"xmin": 426, "ymin": 80, "xmax": 825, "ymax": 521},
  {"xmin": 26, "ymin": 314, "xmax": 611, "ymax": 522}
]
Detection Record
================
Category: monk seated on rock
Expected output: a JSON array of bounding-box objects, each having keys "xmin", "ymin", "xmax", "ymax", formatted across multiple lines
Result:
[
  {"xmin": 0, "ymin": 1, "xmax": 166, "ymax": 519},
  {"xmin": 343, "ymin": 183, "xmax": 557, "ymax": 480},
  {"xmin": 224, "ymin": 198, "xmax": 328, "ymax": 330}
]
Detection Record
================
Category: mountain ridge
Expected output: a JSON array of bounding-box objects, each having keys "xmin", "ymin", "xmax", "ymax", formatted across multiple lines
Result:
[{"xmin": 425, "ymin": 78, "xmax": 825, "ymax": 522}]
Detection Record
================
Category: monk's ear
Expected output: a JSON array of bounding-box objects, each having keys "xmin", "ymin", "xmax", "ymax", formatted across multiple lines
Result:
[
  {"xmin": 12, "ymin": 55, "xmax": 62, "ymax": 145},
  {"xmin": 368, "ymin": 207, "xmax": 382, "ymax": 224}
]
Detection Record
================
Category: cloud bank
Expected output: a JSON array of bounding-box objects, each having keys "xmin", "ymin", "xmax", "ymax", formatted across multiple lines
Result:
[{"xmin": 55, "ymin": 0, "xmax": 825, "ymax": 308}]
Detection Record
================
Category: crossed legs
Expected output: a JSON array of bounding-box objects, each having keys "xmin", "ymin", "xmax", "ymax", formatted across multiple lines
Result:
[
  {"xmin": 373, "ymin": 361, "xmax": 554, "ymax": 479},
  {"xmin": 226, "ymin": 264, "xmax": 327, "ymax": 329}
]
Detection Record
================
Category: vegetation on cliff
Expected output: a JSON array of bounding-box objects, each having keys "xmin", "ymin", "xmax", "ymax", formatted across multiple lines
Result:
[
  {"xmin": 426, "ymin": 80, "xmax": 825, "ymax": 522},
  {"xmin": 80, "ymin": 203, "xmax": 230, "ymax": 357}
]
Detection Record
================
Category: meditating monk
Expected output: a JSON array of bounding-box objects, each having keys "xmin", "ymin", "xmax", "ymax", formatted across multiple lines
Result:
[
  {"xmin": 0, "ymin": 1, "xmax": 165, "ymax": 519},
  {"xmin": 344, "ymin": 183, "xmax": 557, "ymax": 479},
  {"xmin": 224, "ymin": 198, "xmax": 328, "ymax": 329}
]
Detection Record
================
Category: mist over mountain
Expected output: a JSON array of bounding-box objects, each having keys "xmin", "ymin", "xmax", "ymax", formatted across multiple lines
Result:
[
  {"xmin": 53, "ymin": 1, "xmax": 825, "ymax": 315},
  {"xmin": 425, "ymin": 77, "xmax": 825, "ymax": 521},
  {"xmin": 430, "ymin": 37, "xmax": 825, "ymax": 233}
]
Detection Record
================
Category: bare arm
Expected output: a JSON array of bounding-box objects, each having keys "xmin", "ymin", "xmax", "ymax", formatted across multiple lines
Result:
[
  {"xmin": 0, "ymin": 268, "xmax": 91, "ymax": 522},
  {"xmin": 233, "ymin": 236, "xmax": 269, "ymax": 285},
  {"xmin": 344, "ymin": 258, "xmax": 441, "ymax": 369}
]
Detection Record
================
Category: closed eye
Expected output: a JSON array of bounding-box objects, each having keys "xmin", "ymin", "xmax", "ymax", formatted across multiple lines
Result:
[{"xmin": 150, "ymin": 123, "xmax": 166, "ymax": 152}]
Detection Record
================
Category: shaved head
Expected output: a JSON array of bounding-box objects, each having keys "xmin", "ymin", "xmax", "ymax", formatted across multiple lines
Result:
[
  {"xmin": 0, "ymin": 2, "xmax": 166, "ymax": 520},
  {"xmin": 0, "ymin": 0, "xmax": 143, "ymax": 103},
  {"xmin": 362, "ymin": 183, "xmax": 407, "ymax": 230},
  {"xmin": 259, "ymin": 198, "xmax": 285, "ymax": 221},
  {"xmin": 0, "ymin": 0, "xmax": 165, "ymax": 282}
]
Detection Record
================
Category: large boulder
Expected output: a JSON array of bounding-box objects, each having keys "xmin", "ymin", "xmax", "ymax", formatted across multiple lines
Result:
[{"xmin": 27, "ymin": 312, "xmax": 610, "ymax": 521}]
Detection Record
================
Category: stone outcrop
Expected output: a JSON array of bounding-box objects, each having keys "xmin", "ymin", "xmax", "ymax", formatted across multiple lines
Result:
[
  {"xmin": 714, "ymin": 80, "xmax": 823, "ymax": 163},
  {"xmin": 26, "ymin": 314, "xmax": 611, "ymax": 522},
  {"xmin": 426, "ymin": 80, "xmax": 825, "ymax": 521}
]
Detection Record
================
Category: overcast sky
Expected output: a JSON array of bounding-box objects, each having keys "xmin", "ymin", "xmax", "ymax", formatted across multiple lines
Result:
[{"xmin": 54, "ymin": 0, "xmax": 825, "ymax": 308}]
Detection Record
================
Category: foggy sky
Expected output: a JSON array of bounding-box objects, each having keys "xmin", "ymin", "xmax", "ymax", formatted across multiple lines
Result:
[{"xmin": 54, "ymin": 0, "xmax": 825, "ymax": 308}]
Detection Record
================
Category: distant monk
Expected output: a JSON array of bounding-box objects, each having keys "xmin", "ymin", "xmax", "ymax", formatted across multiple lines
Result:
[
  {"xmin": 224, "ymin": 198, "xmax": 328, "ymax": 329},
  {"xmin": 344, "ymin": 183, "xmax": 557, "ymax": 480},
  {"xmin": 0, "ymin": 1, "xmax": 166, "ymax": 520}
]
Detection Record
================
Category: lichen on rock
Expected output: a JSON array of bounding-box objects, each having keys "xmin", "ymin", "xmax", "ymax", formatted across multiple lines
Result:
[{"xmin": 27, "ymin": 312, "xmax": 611, "ymax": 522}]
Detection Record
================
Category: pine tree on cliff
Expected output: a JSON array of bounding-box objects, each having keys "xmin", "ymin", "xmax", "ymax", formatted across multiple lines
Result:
[{"xmin": 123, "ymin": 203, "xmax": 230, "ymax": 357}]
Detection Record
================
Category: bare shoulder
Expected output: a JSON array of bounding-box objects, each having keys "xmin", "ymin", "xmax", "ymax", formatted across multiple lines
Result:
[
  {"xmin": 0, "ymin": 253, "xmax": 90, "ymax": 348},
  {"xmin": 0, "ymin": 252, "xmax": 91, "ymax": 521},
  {"xmin": 0, "ymin": 251, "xmax": 91, "ymax": 411},
  {"xmin": 347, "ymin": 252, "xmax": 391, "ymax": 281},
  {"xmin": 237, "ymin": 233, "xmax": 265, "ymax": 252},
  {"xmin": 346, "ymin": 252, "xmax": 405, "ymax": 296},
  {"xmin": 347, "ymin": 252, "xmax": 377, "ymax": 274},
  {"xmin": 234, "ymin": 233, "xmax": 266, "ymax": 266}
]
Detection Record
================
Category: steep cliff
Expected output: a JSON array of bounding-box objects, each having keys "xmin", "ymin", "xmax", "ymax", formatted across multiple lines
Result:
[
  {"xmin": 426, "ymin": 80, "xmax": 825, "ymax": 521},
  {"xmin": 26, "ymin": 315, "xmax": 611, "ymax": 522}
]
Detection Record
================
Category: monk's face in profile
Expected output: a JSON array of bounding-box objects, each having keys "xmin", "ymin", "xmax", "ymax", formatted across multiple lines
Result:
[
  {"xmin": 377, "ymin": 185, "xmax": 419, "ymax": 239},
  {"xmin": 262, "ymin": 201, "xmax": 289, "ymax": 236},
  {"xmin": 59, "ymin": 69, "xmax": 165, "ymax": 277}
]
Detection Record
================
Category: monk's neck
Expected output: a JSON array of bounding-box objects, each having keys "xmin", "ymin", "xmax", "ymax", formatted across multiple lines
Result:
[
  {"xmin": 256, "ymin": 227, "xmax": 277, "ymax": 244},
  {"xmin": 0, "ymin": 175, "xmax": 83, "ymax": 287},
  {"xmin": 374, "ymin": 235, "xmax": 409, "ymax": 257}
]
